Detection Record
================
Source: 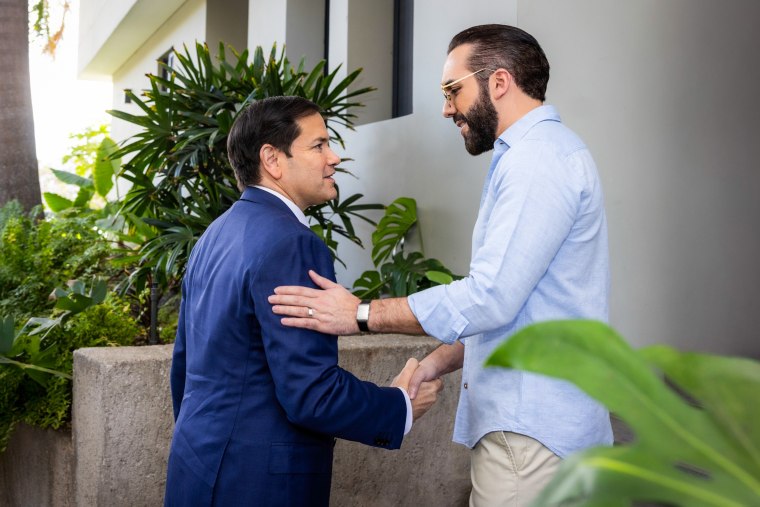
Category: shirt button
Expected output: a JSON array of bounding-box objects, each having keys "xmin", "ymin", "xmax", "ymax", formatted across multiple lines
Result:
[{"xmin": 463, "ymin": 382, "xmax": 468, "ymax": 389}]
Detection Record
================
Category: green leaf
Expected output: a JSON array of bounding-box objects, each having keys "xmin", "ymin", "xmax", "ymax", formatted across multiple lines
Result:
[
  {"xmin": 0, "ymin": 356, "xmax": 72, "ymax": 382},
  {"xmin": 51, "ymin": 278, "xmax": 106, "ymax": 314},
  {"xmin": 24, "ymin": 317, "xmax": 63, "ymax": 337},
  {"xmin": 43, "ymin": 192, "xmax": 74, "ymax": 212},
  {"xmin": 50, "ymin": 168, "xmax": 93, "ymax": 188},
  {"xmin": 533, "ymin": 445, "xmax": 748, "ymax": 507},
  {"xmin": 352, "ymin": 270, "xmax": 385, "ymax": 299},
  {"xmin": 93, "ymin": 137, "xmax": 119, "ymax": 197},
  {"xmin": 89, "ymin": 279, "xmax": 108, "ymax": 305},
  {"xmin": 486, "ymin": 320, "xmax": 760, "ymax": 506},
  {"xmin": 73, "ymin": 186, "xmax": 94, "ymax": 208},
  {"xmin": 425, "ymin": 270, "xmax": 453, "ymax": 285},
  {"xmin": 0, "ymin": 316, "xmax": 15, "ymax": 354},
  {"xmin": 640, "ymin": 345, "xmax": 760, "ymax": 465},
  {"xmin": 371, "ymin": 197, "xmax": 417, "ymax": 266},
  {"xmin": 54, "ymin": 293, "xmax": 94, "ymax": 313}
]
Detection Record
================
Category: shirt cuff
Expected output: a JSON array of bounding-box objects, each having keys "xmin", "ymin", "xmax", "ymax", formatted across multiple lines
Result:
[
  {"xmin": 398, "ymin": 387, "xmax": 413, "ymax": 435},
  {"xmin": 408, "ymin": 285, "xmax": 469, "ymax": 343}
]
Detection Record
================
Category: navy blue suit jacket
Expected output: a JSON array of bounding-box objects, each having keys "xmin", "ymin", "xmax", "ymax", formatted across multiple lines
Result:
[{"xmin": 165, "ymin": 188, "xmax": 406, "ymax": 506}]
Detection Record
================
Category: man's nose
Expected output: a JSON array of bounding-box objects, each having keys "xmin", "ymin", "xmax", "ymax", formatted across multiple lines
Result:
[
  {"xmin": 442, "ymin": 99, "xmax": 456, "ymax": 118},
  {"xmin": 326, "ymin": 146, "xmax": 341, "ymax": 165}
]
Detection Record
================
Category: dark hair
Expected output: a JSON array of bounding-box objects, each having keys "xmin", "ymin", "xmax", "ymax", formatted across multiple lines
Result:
[
  {"xmin": 227, "ymin": 96, "xmax": 322, "ymax": 190},
  {"xmin": 448, "ymin": 24, "xmax": 550, "ymax": 102}
]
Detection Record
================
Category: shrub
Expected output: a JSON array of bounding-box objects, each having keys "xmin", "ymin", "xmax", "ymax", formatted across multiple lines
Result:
[
  {"xmin": 0, "ymin": 203, "xmax": 120, "ymax": 320},
  {"xmin": 110, "ymin": 42, "xmax": 383, "ymax": 291},
  {"xmin": 0, "ymin": 285, "xmax": 140, "ymax": 452}
]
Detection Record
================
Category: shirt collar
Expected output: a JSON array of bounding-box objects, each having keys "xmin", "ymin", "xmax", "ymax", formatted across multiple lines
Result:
[
  {"xmin": 252, "ymin": 185, "xmax": 310, "ymax": 227},
  {"xmin": 495, "ymin": 104, "xmax": 561, "ymax": 151}
]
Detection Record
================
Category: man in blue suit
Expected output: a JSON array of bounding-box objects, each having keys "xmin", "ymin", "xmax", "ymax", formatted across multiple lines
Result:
[{"xmin": 165, "ymin": 96, "xmax": 442, "ymax": 506}]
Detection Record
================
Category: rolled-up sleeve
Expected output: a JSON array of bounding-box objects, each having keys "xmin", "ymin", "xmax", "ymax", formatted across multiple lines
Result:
[{"xmin": 409, "ymin": 141, "xmax": 581, "ymax": 343}]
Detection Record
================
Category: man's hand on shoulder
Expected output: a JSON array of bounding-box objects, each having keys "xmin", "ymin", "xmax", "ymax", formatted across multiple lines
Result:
[{"xmin": 269, "ymin": 270, "xmax": 360, "ymax": 335}]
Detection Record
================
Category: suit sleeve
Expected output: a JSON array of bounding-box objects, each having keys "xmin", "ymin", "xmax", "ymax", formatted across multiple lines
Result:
[
  {"xmin": 169, "ymin": 278, "xmax": 188, "ymax": 421},
  {"xmin": 252, "ymin": 231, "xmax": 407, "ymax": 449}
]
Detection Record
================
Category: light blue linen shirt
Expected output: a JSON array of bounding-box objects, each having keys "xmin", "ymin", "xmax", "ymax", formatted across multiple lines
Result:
[{"xmin": 408, "ymin": 105, "xmax": 613, "ymax": 457}]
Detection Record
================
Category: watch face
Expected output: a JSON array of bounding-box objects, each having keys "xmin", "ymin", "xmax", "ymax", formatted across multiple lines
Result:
[{"xmin": 356, "ymin": 303, "xmax": 370, "ymax": 322}]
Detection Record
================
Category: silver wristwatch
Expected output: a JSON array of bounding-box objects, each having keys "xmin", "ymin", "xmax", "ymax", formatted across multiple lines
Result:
[{"xmin": 356, "ymin": 299, "xmax": 371, "ymax": 332}]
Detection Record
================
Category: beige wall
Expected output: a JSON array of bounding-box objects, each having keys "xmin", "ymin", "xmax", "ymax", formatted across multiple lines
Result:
[
  {"xmin": 110, "ymin": 0, "xmax": 206, "ymax": 144},
  {"xmin": 78, "ymin": 0, "xmax": 189, "ymax": 78},
  {"xmin": 206, "ymin": 0, "xmax": 248, "ymax": 55},
  {"xmin": 345, "ymin": 0, "xmax": 395, "ymax": 125},
  {"xmin": 517, "ymin": 0, "xmax": 760, "ymax": 353},
  {"xmin": 248, "ymin": 0, "xmax": 325, "ymax": 67}
]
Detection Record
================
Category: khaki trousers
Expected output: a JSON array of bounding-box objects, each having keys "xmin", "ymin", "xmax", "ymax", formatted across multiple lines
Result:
[{"xmin": 469, "ymin": 431, "xmax": 561, "ymax": 507}]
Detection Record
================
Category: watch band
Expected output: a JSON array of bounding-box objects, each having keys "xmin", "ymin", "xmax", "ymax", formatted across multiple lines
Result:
[{"xmin": 356, "ymin": 299, "xmax": 371, "ymax": 332}]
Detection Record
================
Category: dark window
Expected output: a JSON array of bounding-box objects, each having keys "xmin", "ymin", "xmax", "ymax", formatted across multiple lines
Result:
[
  {"xmin": 157, "ymin": 48, "xmax": 175, "ymax": 91},
  {"xmin": 392, "ymin": 0, "xmax": 413, "ymax": 117}
]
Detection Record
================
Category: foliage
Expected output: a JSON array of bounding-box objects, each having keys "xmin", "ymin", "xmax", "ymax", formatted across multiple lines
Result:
[
  {"xmin": 109, "ymin": 42, "xmax": 382, "ymax": 291},
  {"xmin": 43, "ymin": 125, "xmax": 121, "ymax": 215},
  {"xmin": 29, "ymin": 0, "xmax": 70, "ymax": 56},
  {"xmin": 62, "ymin": 124, "xmax": 110, "ymax": 177},
  {"xmin": 1, "ymin": 278, "xmax": 140, "ymax": 451},
  {"xmin": 486, "ymin": 320, "xmax": 760, "ymax": 507},
  {"xmin": 352, "ymin": 197, "xmax": 462, "ymax": 298},
  {"xmin": 0, "ymin": 202, "xmax": 120, "ymax": 320}
]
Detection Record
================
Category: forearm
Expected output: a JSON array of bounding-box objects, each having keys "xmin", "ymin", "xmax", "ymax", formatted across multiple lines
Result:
[
  {"xmin": 421, "ymin": 341, "xmax": 464, "ymax": 377},
  {"xmin": 367, "ymin": 297, "xmax": 426, "ymax": 335}
]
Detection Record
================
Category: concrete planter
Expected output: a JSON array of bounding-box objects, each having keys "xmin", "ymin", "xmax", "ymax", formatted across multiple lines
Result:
[
  {"xmin": 0, "ymin": 423, "xmax": 74, "ymax": 507},
  {"xmin": 0, "ymin": 335, "xmax": 471, "ymax": 506}
]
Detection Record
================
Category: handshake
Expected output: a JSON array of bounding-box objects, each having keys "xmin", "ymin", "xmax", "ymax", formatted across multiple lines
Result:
[{"xmin": 391, "ymin": 358, "xmax": 444, "ymax": 422}]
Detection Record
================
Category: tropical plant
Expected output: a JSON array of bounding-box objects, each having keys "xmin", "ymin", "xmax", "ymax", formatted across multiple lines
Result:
[
  {"xmin": 42, "ymin": 125, "xmax": 122, "ymax": 215},
  {"xmin": 352, "ymin": 197, "xmax": 462, "ymax": 298},
  {"xmin": 0, "ymin": 278, "xmax": 140, "ymax": 452},
  {"xmin": 486, "ymin": 320, "xmax": 760, "ymax": 507},
  {"xmin": 109, "ymin": 42, "xmax": 383, "ymax": 291}
]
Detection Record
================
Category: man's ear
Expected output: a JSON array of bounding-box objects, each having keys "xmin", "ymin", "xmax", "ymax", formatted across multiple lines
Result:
[
  {"xmin": 259, "ymin": 144, "xmax": 282, "ymax": 180},
  {"xmin": 491, "ymin": 69, "xmax": 512, "ymax": 100}
]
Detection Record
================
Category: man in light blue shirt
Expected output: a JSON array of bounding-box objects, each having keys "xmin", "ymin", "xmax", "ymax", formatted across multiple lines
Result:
[{"xmin": 269, "ymin": 24, "xmax": 612, "ymax": 506}]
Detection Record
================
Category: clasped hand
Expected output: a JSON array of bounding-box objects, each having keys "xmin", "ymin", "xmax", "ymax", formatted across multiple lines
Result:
[{"xmin": 391, "ymin": 358, "xmax": 443, "ymax": 422}]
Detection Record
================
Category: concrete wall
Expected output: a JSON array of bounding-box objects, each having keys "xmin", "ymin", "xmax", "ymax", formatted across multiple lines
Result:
[
  {"xmin": 0, "ymin": 338, "xmax": 470, "ymax": 506},
  {"xmin": 332, "ymin": 334, "xmax": 470, "ymax": 506},
  {"xmin": 0, "ymin": 424, "xmax": 74, "ymax": 507},
  {"xmin": 73, "ymin": 345, "xmax": 175, "ymax": 506}
]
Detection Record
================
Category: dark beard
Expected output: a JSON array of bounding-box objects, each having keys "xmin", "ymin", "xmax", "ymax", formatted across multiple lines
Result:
[{"xmin": 454, "ymin": 87, "xmax": 499, "ymax": 155}]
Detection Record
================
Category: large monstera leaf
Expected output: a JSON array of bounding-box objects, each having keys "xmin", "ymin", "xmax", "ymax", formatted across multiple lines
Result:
[{"xmin": 486, "ymin": 320, "xmax": 760, "ymax": 507}]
